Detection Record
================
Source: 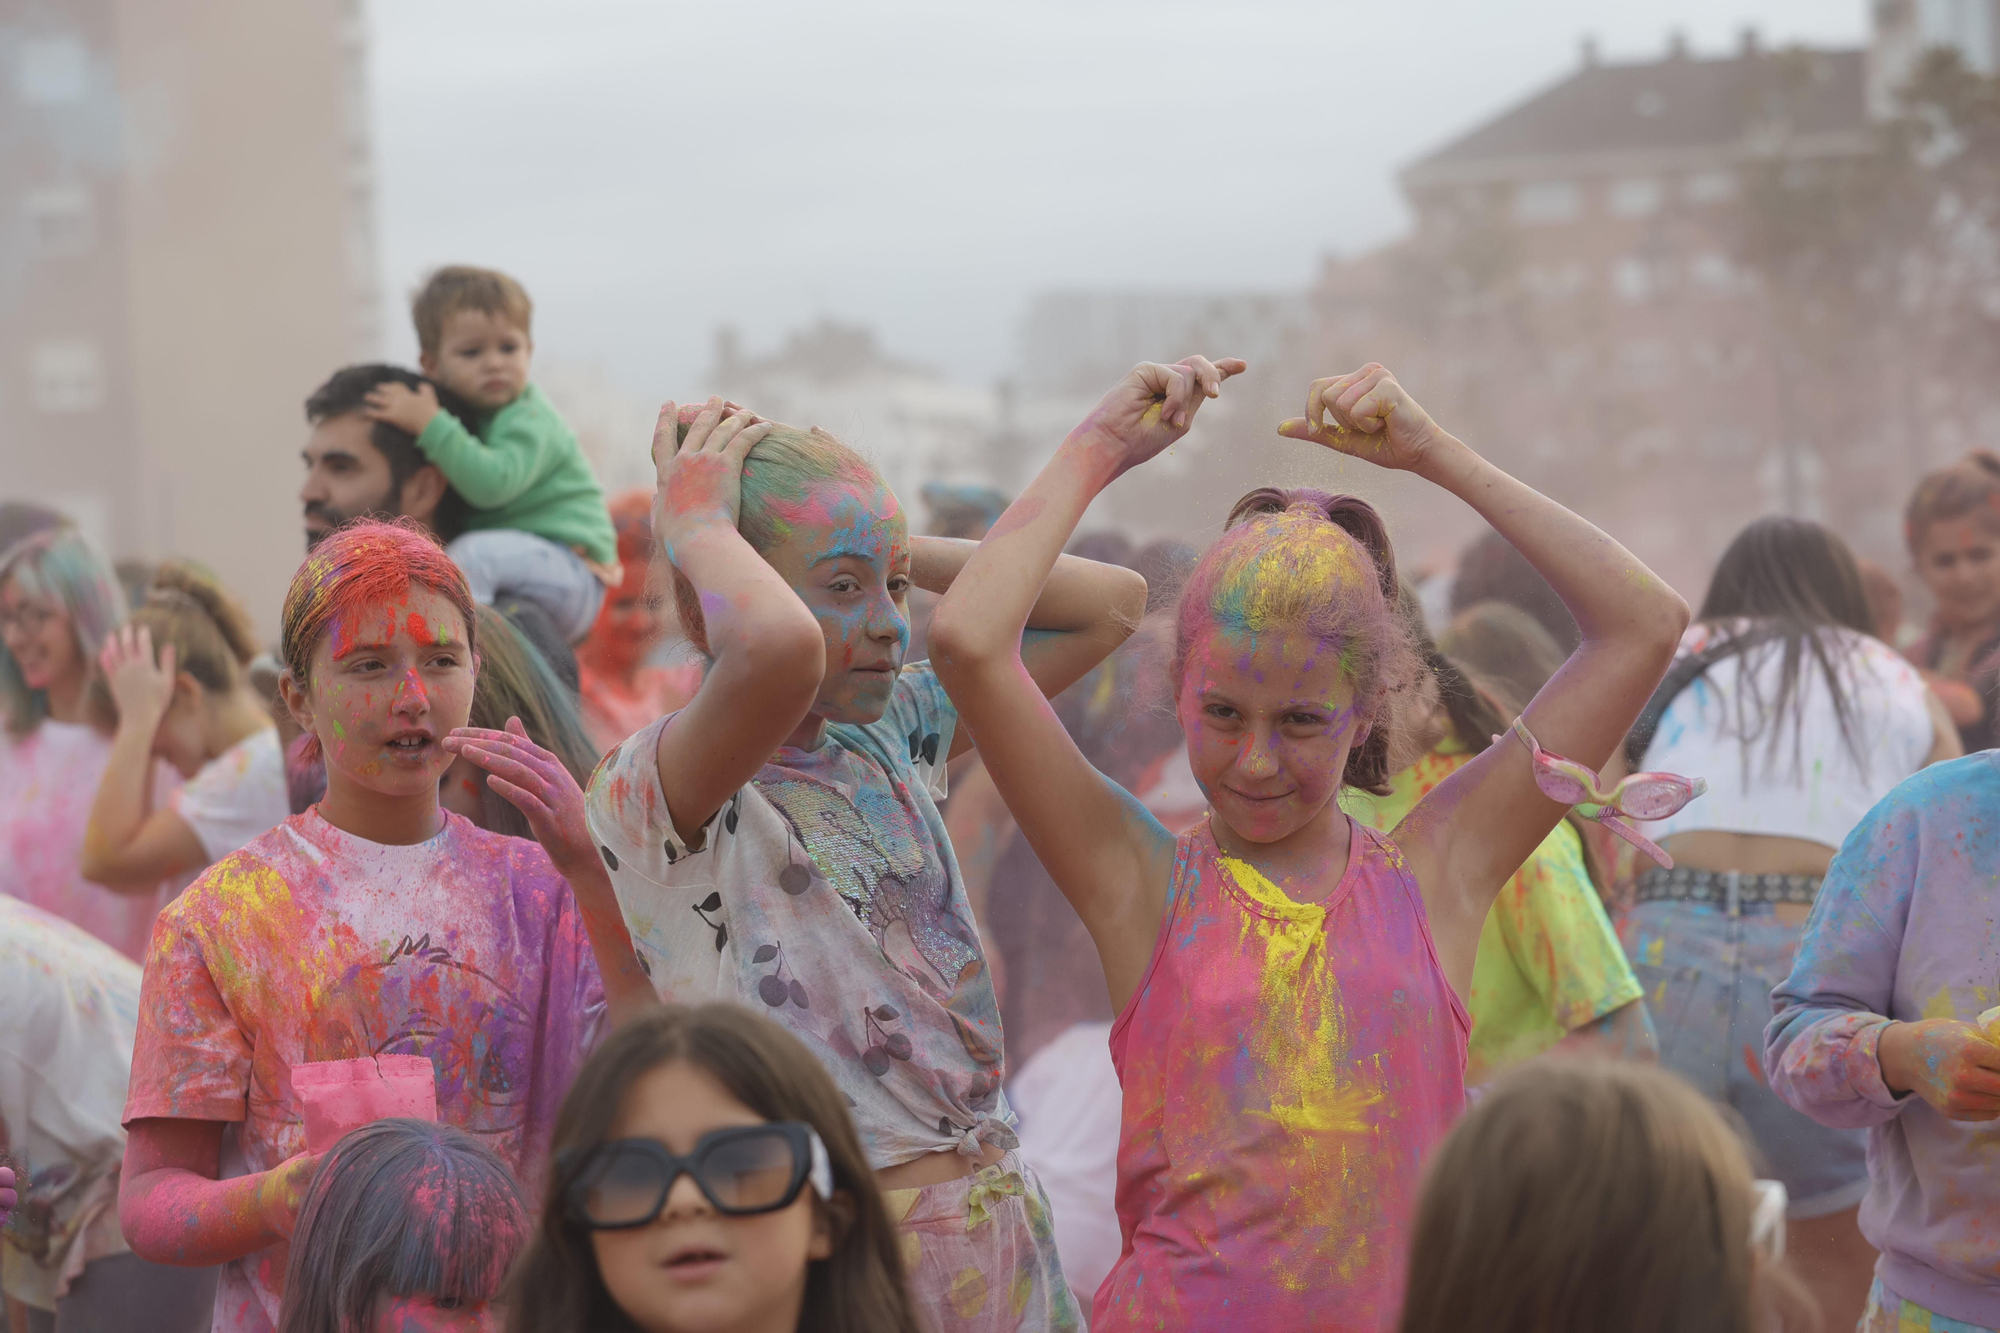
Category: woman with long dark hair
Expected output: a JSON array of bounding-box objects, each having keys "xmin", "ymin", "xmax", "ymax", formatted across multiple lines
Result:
[{"xmin": 1626, "ymin": 515, "xmax": 1958, "ymax": 1330}]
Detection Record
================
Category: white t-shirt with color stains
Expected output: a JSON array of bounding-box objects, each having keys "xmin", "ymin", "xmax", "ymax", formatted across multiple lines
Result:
[{"xmin": 584, "ymin": 664, "xmax": 1016, "ymax": 1170}]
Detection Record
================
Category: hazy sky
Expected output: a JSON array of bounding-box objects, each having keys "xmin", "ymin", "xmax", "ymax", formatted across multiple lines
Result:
[{"xmin": 365, "ymin": 0, "xmax": 1867, "ymax": 398}]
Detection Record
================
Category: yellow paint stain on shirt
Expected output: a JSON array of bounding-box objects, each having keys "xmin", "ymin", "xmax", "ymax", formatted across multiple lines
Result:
[
  {"xmin": 1216, "ymin": 853, "xmax": 1386, "ymax": 1290},
  {"xmin": 949, "ymin": 1266, "xmax": 989, "ymax": 1318},
  {"xmin": 1921, "ymin": 987, "xmax": 1962, "ymax": 1023}
]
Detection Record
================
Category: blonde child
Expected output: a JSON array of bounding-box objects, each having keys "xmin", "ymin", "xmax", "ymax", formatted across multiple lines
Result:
[
  {"xmin": 80, "ymin": 563, "xmax": 288, "ymax": 890},
  {"xmin": 1399, "ymin": 1060, "xmax": 1810, "ymax": 1333},
  {"xmin": 927, "ymin": 360, "xmax": 1688, "ymax": 1328},
  {"xmin": 364, "ymin": 266, "xmax": 618, "ymax": 642},
  {"xmin": 584, "ymin": 399, "xmax": 1149, "ymax": 1330}
]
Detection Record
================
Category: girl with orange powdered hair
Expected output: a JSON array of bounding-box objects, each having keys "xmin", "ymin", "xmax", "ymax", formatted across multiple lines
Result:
[{"xmin": 576, "ymin": 491, "xmax": 703, "ymax": 752}]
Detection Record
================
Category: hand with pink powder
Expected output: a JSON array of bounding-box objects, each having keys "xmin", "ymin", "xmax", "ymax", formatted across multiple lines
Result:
[
  {"xmin": 649, "ymin": 397, "xmax": 774, "ymax": 563},
  {"xmin": 446, "ymin": 717, "xmax": 658, "ymax": 1026},
  {"xmin": 99, "ymin": 623, "xmax": 179, "ymax": 732},
  {"xmin": 445, "ymin": 718, "xmax": 598, "ymax": 879},
  {"xmin": 253, "ymin": 1148, "xmax": 324, "ymax": 1239},
  {"xmin": 0, "ymin": 1164, "xmax": 16, "ymax": 1227},
  {"xmin": 1877, "ymin": 1018, "xmax": 2000, "ymax": 1121}
]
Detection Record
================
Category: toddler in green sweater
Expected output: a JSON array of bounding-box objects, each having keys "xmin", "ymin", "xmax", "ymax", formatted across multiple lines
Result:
[{"xmin": 365, "ymin": 265, "xmax": 618, "ymax": 642}]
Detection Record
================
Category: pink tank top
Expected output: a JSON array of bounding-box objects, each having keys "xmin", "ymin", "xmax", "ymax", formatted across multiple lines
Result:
[{"xmin": 1096, "ymin": 817, "xmax": 1468, "ymax": 1332}]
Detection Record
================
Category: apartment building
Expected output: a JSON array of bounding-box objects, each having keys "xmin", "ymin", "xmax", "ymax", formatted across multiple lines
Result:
[{"xmin": 1, "ymin": 0, "xmax": 378, "ymax": 635}]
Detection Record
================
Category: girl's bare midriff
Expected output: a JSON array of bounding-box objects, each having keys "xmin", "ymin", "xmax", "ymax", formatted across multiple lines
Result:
[
  {"xmin": 1660, "ymin": 831, "xmax": 1835, "ymax": 928},
  {"xmin": 876, "ymin": 1139, "xmax": 1010, "ymax": 1190}
]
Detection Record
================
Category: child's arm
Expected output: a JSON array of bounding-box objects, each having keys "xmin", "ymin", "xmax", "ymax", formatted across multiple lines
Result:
[
  {"xmin": 364, "ymin": 382, "xmax": 562, "ymax": 510},
  {"xmin": 1281, "ymin": 365, "xmax": 1689, "ymax": 996},
  {"xmin": 446, "ymin": 719, "xmax": 658, "ymax": 1028},
  {"xmin": 80, "ymin": 625, "xmax": 209, "ymax": 889},
  {"xmin": 650, "ymin": 401, "xmax": 826, "ymax": 846},
  {"xmin": 930, "ymin": 358, "xmax": 1243, "ymax": 1008},
  {"xmin": 120, "ymin": 1118, "xmax": 320, "ymax": 1265},
  {"xmin": 912, "ymin": 536, "xmax": 1146, "ymax": 760},
  {"xmin": 1766, "ymin": 786, "xmax": 2000, "ymax": 1124}
]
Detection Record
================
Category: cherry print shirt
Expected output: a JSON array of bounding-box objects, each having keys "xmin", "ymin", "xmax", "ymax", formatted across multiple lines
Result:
[
  {"xmin": 585, "ymin": 664, "xmax": 1015, "ymax": 1170},
  {"xmin": 123, "ymin": 810, "xmax": 605, "ymax": 1333}
]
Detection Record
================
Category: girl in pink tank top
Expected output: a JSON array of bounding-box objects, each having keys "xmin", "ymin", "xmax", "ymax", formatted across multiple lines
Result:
[{"xmin": 929, "ymin": 360, "xmax": 1688, "ymax": 1330}]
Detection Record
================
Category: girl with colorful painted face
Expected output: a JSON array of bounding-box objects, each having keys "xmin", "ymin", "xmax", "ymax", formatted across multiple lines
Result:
[
  {"xmin": 80, "ymin": 563, "xmax": 290, "ymax": 892},
  {"xmin": 507, "ymin": 1004, "xmax": 922, "ymax": 1333},
  {"xmin": 576, "ymin": 491, "xmax": 704, "ymax": 752},
  {"xmin": 584, "ymin": 400, "xmax": 1147, "ymax": 1331},
  {"xmin": 120, "ymin": 521, "xmax": 636, "ymax": 1333},
  {"xmin": 928, "ymin": 360, "xmax": 1689, "ymax": 1330}
]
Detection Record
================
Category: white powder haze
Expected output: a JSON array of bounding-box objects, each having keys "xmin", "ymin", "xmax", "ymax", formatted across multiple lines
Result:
[{"xmin": 366, "ymin": 0, "xmax": 1867, "ymax": 399}]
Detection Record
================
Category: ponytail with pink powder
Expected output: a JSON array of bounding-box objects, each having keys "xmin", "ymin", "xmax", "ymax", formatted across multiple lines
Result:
[{"xmin": 1174, "ymin": 487, "xmax": 1433, "ymax": 794}]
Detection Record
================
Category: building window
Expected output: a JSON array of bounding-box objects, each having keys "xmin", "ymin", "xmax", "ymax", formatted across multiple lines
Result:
[
  {"xmin": 1618, "ymin": 341, "xmax": 1675, "ymax": 389},
  {"xmin": 25, "ymin": 186, "xmax": 94, "ymax": 255},
  {"xmin": 1614, "ymin": 258, "xmax": 1660, "ymax": 303},
  {"xmin": 1610, "ymin": 178, "xmax": 1664, "ymax": 218},
  {"xmin": 1690, "ymin": 253, "xmax": 1740, "ymax": 294},
  {"xmin": 31, "ymin": 338, "xmax": 105, "ymax": 412},
  {"xmin": 16, "ymin": 36, "xmax": 88, "ymax": 106},
  {"xmin": 1685, "ymin": 171, "xmax": 1738, "ymax": 204},
  {"xmin": 1524, "ymin": 263, "xmax": 1589, "ymax": 301},
  {"xmin": 1514, "ymin": 181, "xmax": 1581, "ymax": 224},
  {"xmin": 1635, "ymin": 89, "xmax": 1667, "ymax": 117}
]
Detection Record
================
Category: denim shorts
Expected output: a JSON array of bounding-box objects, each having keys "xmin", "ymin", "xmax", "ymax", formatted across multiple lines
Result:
[{"xmin": 1623, "ymin": 899, "xmax": 1869, "ymax": 1218}]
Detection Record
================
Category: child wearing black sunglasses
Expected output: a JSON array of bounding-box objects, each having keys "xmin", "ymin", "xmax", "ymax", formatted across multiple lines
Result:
[{"xmin": 506, "ymin": 1004, "xmax": 922, "ymax": 1333}]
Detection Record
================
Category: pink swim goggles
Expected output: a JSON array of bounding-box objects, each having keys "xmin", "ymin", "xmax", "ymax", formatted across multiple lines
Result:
[{"xmin": 1500, "ymin": 717, "xmax": 1707, "ymax": 869}]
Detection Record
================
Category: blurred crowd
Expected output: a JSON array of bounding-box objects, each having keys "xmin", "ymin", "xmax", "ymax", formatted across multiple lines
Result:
[{"xmin": 7, "ymin": 261, "xmax": 2000, "ymax": 1333}]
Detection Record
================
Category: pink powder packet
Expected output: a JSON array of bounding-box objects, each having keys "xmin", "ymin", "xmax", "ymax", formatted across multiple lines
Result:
[{"xmin": 292, "ymin": 1055, "xmax": 438, "ymax": 1153}]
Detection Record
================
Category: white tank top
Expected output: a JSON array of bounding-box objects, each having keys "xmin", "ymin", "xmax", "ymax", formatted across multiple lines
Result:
[{"xmin": 1639, "ymin": 622, "xmax": 1935, "ymax": 850}]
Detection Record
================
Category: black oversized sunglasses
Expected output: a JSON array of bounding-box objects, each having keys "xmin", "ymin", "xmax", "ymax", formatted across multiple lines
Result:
[{"xmin": 563, "ymin": 1123, "xmax": 833, "ymax": 1230}]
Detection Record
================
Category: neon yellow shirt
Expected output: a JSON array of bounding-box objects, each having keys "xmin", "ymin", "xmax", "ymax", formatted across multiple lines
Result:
[{"xmin": 1344, "ymin": 741, "xmax": 1641, "ymax": 1084}]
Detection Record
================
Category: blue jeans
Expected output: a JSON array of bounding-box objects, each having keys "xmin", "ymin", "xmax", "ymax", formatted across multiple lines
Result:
[
  {"xmin": 447, "ymin": 529, "xmax": 605, "ymax": 643},
  {"xmin": 1624, "ymin": 899, "xmax": 1870, "ymax": 1218}
]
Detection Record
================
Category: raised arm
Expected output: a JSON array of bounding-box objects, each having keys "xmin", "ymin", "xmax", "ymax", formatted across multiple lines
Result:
[
  {"xmin": 648, "ymin": 401, "xmax": 825, "ymax": 846},
  {"xmin": 1279, "ymin": 366, "xmax": 1688, "ymax": 994},
  {"xmin": 80, "ymin": 626, "xmax": 208, "ymax": 890},
  {"xmin": 930, "ymin": 358, "xmax": 1243, "ymax": 1007},
  {"xmin": 912, "ymin": 536, "xmax": 1146, "ymax": 760}
]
